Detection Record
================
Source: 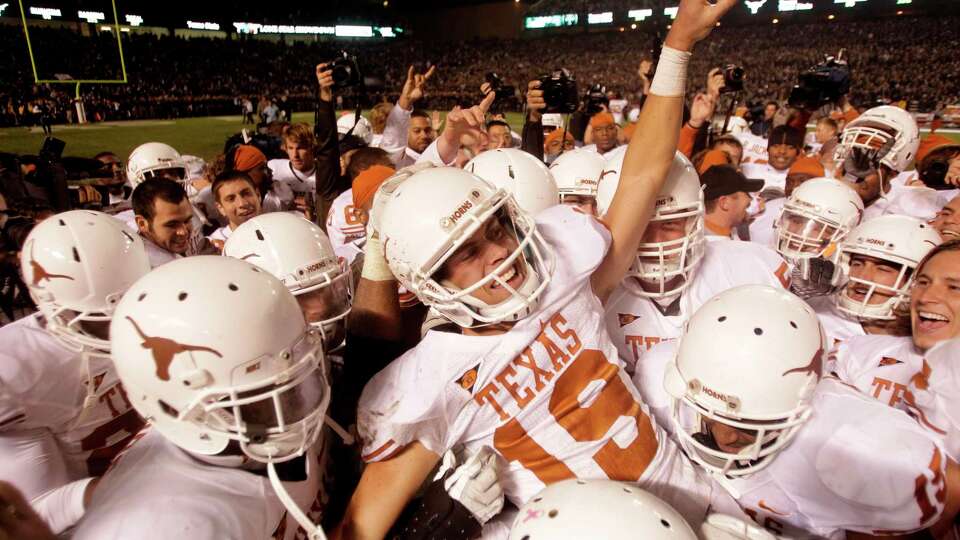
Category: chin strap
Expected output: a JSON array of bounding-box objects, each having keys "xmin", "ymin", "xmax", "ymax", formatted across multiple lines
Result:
[
  {"xmin": 66, "ymin": 350, "xmax": 99, "ymax": 431},
  {"xmin": 267, "ymin": 462, "xmax": 329, "ymax": 540}
]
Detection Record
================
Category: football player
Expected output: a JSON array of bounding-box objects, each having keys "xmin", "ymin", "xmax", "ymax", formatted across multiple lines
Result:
[
  {"xmin": 547, "ymin": 148, "xmax": 606, "ymax": 216},
  {"xmin": 597, "ymin": 147, "xmax": 790, "ymax": 371},
  {"xmin": 633, "ymin": 285, "xmax": 959, "ymax": 538},
  {"xmin": 0, "ymin": 211, "xmax": 150, "ymax": 533},
  {"xmin": 465, "ymin": 148, "xmax": 560, "ymax": 215},
  {"xmin": 334, "ymin": 3, "xmax": 739, "ymax": 537}
]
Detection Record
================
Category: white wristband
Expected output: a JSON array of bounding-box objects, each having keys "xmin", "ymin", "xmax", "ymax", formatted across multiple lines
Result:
[
  {"xmin": 361, "ymin": 235, "xmax": 396, "ymax": 282},
  {"xmin": 650, "ymin": 46, "xmax": 692, "ymax": 97}
]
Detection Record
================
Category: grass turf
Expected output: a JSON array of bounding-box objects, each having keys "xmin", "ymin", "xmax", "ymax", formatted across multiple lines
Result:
[{"xmin": 1, "ymin": 112, "xmax": 957, "ymax": 162}]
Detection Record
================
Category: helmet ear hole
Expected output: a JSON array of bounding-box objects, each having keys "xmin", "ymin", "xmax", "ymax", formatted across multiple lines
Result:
[{"xmin": 159, "ymin": 400, "xmax": 179, "ymax": 418}]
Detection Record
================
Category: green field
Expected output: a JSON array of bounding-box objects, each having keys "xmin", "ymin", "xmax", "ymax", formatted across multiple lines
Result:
[{"xmin": 0, "ymin": 113, "xmax": 957, "ymax": 162}]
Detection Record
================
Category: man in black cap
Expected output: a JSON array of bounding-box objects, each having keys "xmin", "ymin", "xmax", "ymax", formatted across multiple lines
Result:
[
  {"xmin": 741, "ymin": 125, "xmax": 805, "ymax": 199},
  {"xmin": 701, "ymin": 164, "xmax": 764, "ymax": 241}
]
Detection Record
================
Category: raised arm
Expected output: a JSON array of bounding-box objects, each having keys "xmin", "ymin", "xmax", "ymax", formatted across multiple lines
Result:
[{"xmin": 591, "ymin": 0, "xmax": 738, "ymax": 302}]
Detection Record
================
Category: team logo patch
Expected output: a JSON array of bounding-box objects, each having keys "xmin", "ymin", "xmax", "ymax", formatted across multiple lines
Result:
[
  {"xmin": 126, "ymin": 317, "xmax": 223, "ymax": 382},
  {"xmin": 456, "ymin": 363, "xmax": 481, "ymax": 393},
  {"xmin": 879, "ymin": 356, "xmax": 903, "ymax": 367},
  {"xmin": 618, "ymin": 313, "xmax": 640, "ymax": 327}
]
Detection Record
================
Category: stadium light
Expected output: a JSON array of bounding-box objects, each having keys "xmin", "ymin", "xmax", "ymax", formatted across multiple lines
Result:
[
  {"xmin": 588, "ymin": 12, "xmax": 613, "ymax": 24},
  {"xmin": 627, "ymin": 8, "xmax": 653, "ymax": 22},
  {"xmin": 78, "ymin": 10, "xmax": 105, "ymax": 23},
  {"xmin": 744, "ymin": 1, "xmax": 766, "ymax": 14},
  {"xmin": 833, "ymin": 0, "xmax": 867, "ymax": 7},
  {"xmin": 0, "ymin": 3, "xmax": 8, "ymax": 16},
  {"xmin": 896, "ymin": 0, "xmax": 911, "ymax": 3},
  {"xmin": 779, "ymin": 0, "xmax": 813, "ymax": 11},
  {"xmin": 630, "ymin": 23, "xmax": 637, "ymax": 29},
  {"xmin": 336, "ymin": 25, "xmax": 374, "ymax": 37},
  {"xmin": 376, "ymin": 26, "xmax": 396, "ymax": 37},
  {"xmin": 125, "ymin": 14, "xmax": 143, "ymax": 26},
  {"xmin": 772, "ymin": 17, "xmax": 779, "ymax": 23},
  {"xmin": 187, "ymin": 21, "xmax": 220, "ymax": 31},
  {"xmin": 828, "ymin": 13, "xmax": 836, "ymax": 19},
  {"xmin": 29, "ymin": 7, "xmax": 62, "ymax": 19},
  {"xmin": 664, "ymin": 6, "xmax": 679, "ymax": 19}
]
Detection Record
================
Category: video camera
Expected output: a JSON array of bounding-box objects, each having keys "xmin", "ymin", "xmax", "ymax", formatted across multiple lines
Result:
[
  {"xmin": 584, "ymin": 83, "xmax": 609, "ymax": 116},
  {"xmin": 484, "ymin": 72, "xmax": 516, "ymax": 101},
  {"xmin": 330, "ymin": 51, "xmax": 363, "ymax": 90},
  {"xmin": 918, "ymin": 147, "xmax": 960, "ymax": 191},
  {"xmin": 788, "ymin": 50, "xmax": 851, "ymax": 111},
  {"xmin": 537, "ymin": 69, "xmax": 579, "ymax": 114},
  {"xmin": 720, "ymin": 64, "xmax": 745, "ymax": 94}
]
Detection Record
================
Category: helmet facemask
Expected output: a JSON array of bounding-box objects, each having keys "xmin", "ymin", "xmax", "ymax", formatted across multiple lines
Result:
[
  {"xmin": 670, "ymin": 390, "xmax": 811, "ymax": 478},
  {"xmin": 293, "ymin": 264, "xmax": 353, "ymax": 353},
  {"xmin": 158, "ymin": 329, "xmax": 329, "ymax": 464},
  {"xmin": 836, "ymin": 251, "xmax": 914, "ymax": 321},
  {"xmin": 623, "ymin": 204, "xmax": 705, "ymax": 299},
  {"xmin": 775, "ymin": 208, "xmax": 847, "ymax": 263},
  {"xmin": 412, "ymin": 191, "xmax": 555, "ymax": 328}
]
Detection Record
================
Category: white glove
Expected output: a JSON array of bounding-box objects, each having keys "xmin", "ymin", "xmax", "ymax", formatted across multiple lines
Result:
[{"xmin": 437, "ymin": 447, "xmax": 504, "ymax": 525}]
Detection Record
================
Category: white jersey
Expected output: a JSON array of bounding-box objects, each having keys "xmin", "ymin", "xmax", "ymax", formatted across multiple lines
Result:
[
  {"xmin": 748, "ymin": 197, "xmax": 785, "ymax": 251},
  {"xmin": 633, "ymin": 342, "xmax": 948, "ymax": 539},
  {"xmin": 864, "ymin": 182, "xmax": 952, "ymax": 222},
  {"xmin": 0, "ymin": 315, "xmax": 144, "ymax": 497},
  {"xmin": 734, "ymin": 132, "xmax": 770, "ymax": 166},
  {"xmin": 740, "ymin": 162, "xmax": 788, "ymax": 194},
  {"xmin": 829, "ymin": 334, "xmax": 923, "ymax": 410},
  {"xmin": 808, "ymin": 296, "xmax": 865, "ymax": 349},
  {"xmin": 268, "ymin": 159, "xmax": 316, "ymax": 194},
  {"xmin": 325, "ymin": 189, "xmax": 366, "ymax": 264},
  {"xmin": 207, "ymin": 225, "xmax": 233, "ymax": 248},
  {"xmin": 604, "ymin": 240, "xmax": 789, "ymax": 372},
  {"xmin": 358, "ymin": 205, "xmax": 729, "ymax": 522},
  {"xmin": 74, "ymin": 427, "xmax": 326, "ymax": 540},
  {"xmin": 903, "ymin": 339, "xmax": 960, "ymax": 461}
]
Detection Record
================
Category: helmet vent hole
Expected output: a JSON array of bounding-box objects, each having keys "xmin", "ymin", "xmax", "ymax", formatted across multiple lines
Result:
[
  {"xmin": 158, "ymin": 400, "xmax": 179, "ymax": 418},
  {"xmin": 754, "ymin": 327, "xmax": 763, "ymax": 336},
  {"xmin": 251, "ymin": 267, "xmax": 260, "ymax": 273},
  {"xmin": 718, "ymin": 316, "xmax": 727, "ymax": 322},
  {"xmin": 622, "ymin": 487, "xmax": 632, "ymax": 494},
  {"xmin": 790, "ymin": 321, "xmax": 798, "ymax": 329},
  {"xmin": 121, "ymin": 231, "xmax": 135, "ymax": 242},
  {"xmin": 228, "ymin": 283, "xmax": 239, "ymax": 291},
  {"xmin": 72, "ymin": 247, "xmax": 81, "ymax": 262},
  {"xmin": 256, "ymin": 229, "xmax": 265, "ymax": 241},
  {"xmin": 548, "ymin": 510, "xmax": 558, "ymax": 518},
  {"xmin": 178, "ymin": 292, "xmax": 187, "ymax": 301},
  {"xmin": 532, "ymin": 497, "xmax": 542, "ymax": 502},
  {"xmin": 521, "ymin": 536, "xmax": 530, "ymax": 540},
  {"xmin": 58, "ymin": 219, "xmax": 66, "ymax": 226},
  {"xmin": 660, "ymin": 519, "xmax": 671, "ymax": 529},
  {"xmin": 576, "ymin": 480, "xmax": 586, "ymax": 485},
  {"xmin": 138, "ymin": 293, "xmax": 147, "ymax": 301}
]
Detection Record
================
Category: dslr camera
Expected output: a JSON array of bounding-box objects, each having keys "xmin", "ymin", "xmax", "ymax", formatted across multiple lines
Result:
[
  {"xmin": 484, "ymin": 72, "xmax": 516, "ymax": 101},
  {"xmin": 330, "ymin": 51, "xmax": 362, "ymax": 90},
  {"xmin": 788, "ymin": 50, "xmax": 851, "ymax": 111},
  {"xmin": 537, "ymin": 69, "xmax": 579, "ymax": 114},
  {"xmin": 583, "ymin": 83, "xmax": 609, "ymax": 116},
  {"xmin": 720, "ymin": 64, "xmax": 745, "ymax": 94}
]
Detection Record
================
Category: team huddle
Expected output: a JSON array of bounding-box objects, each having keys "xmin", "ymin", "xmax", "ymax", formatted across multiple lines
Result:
[{"xmin": 2, "ymin": 1, "xmax": 960, "ymax": 539}]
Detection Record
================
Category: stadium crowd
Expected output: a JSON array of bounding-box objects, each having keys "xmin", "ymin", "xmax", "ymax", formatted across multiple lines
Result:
[
  {"xmin": 2, "ymin": 0, "xmax": 960, "ymax": 539},
  {"xmin": 2, "ymin": 12, "xmax": 959, "ymax": 127}
]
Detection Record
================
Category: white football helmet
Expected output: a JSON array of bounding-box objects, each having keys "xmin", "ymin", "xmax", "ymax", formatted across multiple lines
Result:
[
  {"xmin": 597, "ymin": 149, "xmax": 706, "ymax": 299},
  {"xmin": 508, "ymin": 480, "xmax": 698, "ymax": 540},
  {"xmin": 548, "ymin": 148, "xmax": 605, "ymax": 205},
  {"xmin": 664, "ymin": 285, "xmax": 825, "ymax": 477},
  {"xmin": 109, "ymin": 256, "xmax": 328, "ymax": 463},
  {"xmin": 21, "ymin": 210, "xmax": 151, "ymax": 353},
  {"xmin": 126, "ymin": 142, "xmax": 188, "ymax": 187},
  {"xmin": 379, "ymin": 167, "xmax": 555, "ymax": 327},
  {"xmin": 465, "ymin": 148, "xmax": 559, "ymax": 215},
  {"xmin": 337, "ymin": 112, "xmax": 373, "ymax": 145},
  {"xmin": 775, "ymin": 178, "xmax": 864, "ymax": 262},
  {"xmin": 834, "ymin": 105, "xmax": 920, "ymax": 173},
  {"xmin": 836, "ymin": 215, "xmax": 941, "ymax": 321},
  {"xmin": 224, "ymin": 213, "xmax": 352, "ymax": 351}
]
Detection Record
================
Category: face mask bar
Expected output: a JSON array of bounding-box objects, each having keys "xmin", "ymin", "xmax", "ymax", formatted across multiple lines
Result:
[
  {"xmin": 294, "ymin": 265, "xmax": 353, "ymax": 352},
  {"xmin": 776, "ymin": 209, "xmax": 844, "ymax": 261},
  {"xmin": 671, "ymin": 394, "xmax": 811, "ymax": 478},
  {"xmin": 38, "ymin": 294, "xmax": 122, "ymax": 354},
  {"xmin": 409, "ymin": 191, "xmax": 556, "ymax": 327},
  {"xmin": 624, "ymin": 208, "xmax": 705, "ymax": 299},
  {"xmin": 835, "ymin": 124, "xmax": 897, "ymax": 172},
  {"xmin": 176, "ymin": 331, "xmax": 329, "ymax": 464},
  {"xmin": 836, "ymin": 249, "xmax": 914, "ymax": 321}
]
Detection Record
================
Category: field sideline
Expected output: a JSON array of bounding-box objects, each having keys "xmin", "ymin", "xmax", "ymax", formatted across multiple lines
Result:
[{"xmin": 1, "ymin": 112, "xmax": 958, "ymax": 162}]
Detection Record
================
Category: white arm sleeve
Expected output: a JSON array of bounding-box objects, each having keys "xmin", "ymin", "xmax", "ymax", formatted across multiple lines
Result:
[
  {"xmin": 32, "ymin": 477, "xmax": 93, "ymax": 534},
  {"xmin": 378, "ymin": 104, "xmax": 411, "ymax": 154},
  {"xmin": 0, "ymin": 428, "xmax": 70, "ymax": 502},
  {"xmin": 415, "ymin": 139, "xmax": 456, "ymax": 168}
]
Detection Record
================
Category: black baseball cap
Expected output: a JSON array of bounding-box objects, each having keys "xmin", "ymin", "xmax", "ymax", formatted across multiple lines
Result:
[{"xmin": 701, "ymin": 164, "xmax": 765, "ymax": 201}]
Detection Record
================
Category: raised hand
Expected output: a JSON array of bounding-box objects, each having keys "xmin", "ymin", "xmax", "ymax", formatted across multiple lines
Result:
[
  {"xmin": 666, "ymin": 0, "xmax": 739, "ymax": 51},
  {"xmin": 399, "ymin": 64, "xmax": 436, "ymax": 110},
  {"xmin": 525, "ymin": 80, "xmax": 545, "ymax": 121},
  {"xmin": 315, "ymin": 62, "xmax": 334, "ymax": 102}
]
